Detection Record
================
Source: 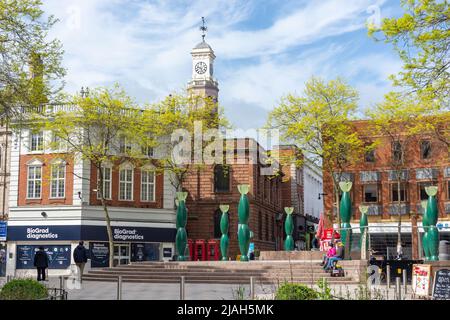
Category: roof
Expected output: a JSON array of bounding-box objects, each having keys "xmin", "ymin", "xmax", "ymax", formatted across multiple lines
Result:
[{"xmin": 194, "ymin": 41, "xmax": 212, "ymax": 50}]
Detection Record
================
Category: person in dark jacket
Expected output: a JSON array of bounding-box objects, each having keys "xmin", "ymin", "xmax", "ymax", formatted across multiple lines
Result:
[
  {"xmin": 33, "ymin": 247, "xmax": 49, "ymax": 281},
  {"xmin": 73, "ymin": 241, "xmax": 89, "ymax": 282}
]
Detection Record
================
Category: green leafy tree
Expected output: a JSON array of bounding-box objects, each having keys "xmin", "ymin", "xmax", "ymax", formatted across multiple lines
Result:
[
  {"xmin": 0, "ymin": 0, "xmax": 65, "ymax": 120},
  {"xmin": 369, "ymin": 0, "xmax": 449, "ymax": 103},
  {"xmin": 34, "ymin": 85, "xmax": 144, "ymax": 268},
  {"xmin": 267, "ymin": 77, "xmax": 367, "ymax": 236}
]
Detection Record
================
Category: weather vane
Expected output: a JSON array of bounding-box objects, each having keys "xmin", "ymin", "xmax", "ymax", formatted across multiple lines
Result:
[{"xmin": 200, "ymin": 17, "xmax": 207, "ymax": 42}]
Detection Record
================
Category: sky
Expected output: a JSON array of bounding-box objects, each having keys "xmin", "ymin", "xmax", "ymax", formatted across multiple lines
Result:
[{"xmin": 42, "ymin": 0, "xmax": 405, "ymax": 131}]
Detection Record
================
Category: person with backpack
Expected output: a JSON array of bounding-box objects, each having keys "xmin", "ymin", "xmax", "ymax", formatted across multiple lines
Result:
[
  {"xmin": 73, "ymin": 241, "xmax": 89, "ymax": 283},
  {"xmin": 33, "ymin": 247, "xmax": 49, "ymax": 282}
]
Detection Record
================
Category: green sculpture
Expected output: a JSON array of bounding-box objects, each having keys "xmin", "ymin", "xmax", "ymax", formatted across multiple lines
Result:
[
  {"xmin": 421, "ymin": 201, "xmax": 430, "ymax": 260},
  {"xmin": 339, "ymin": 181, "xmax": 353, "ymax": 257},
  {"xmin": 237, "ymin": 185, "xmax": 250, "ymax": 262},
  {"xmin": 219, "ymin": 204, "xmax": 230, "ymax": 261},
  {"xmin": 175, "ymin": 192, "xmax": 188, "ymax": 261},
  {"xmin": 423, "ymin": 186, "xmax": 439, "ymax": 261},
  {"xmin": 359, "ymin": 205, "xmax": 369, "ymax": 251},
  {"xmin": 284, "ymin": 207, "xmax": 294, "ymax": 251}
]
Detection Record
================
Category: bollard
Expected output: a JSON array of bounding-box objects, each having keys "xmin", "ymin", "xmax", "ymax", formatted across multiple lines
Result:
[
  {"xmin": 403, "ymin": 269, "xmax": 407, "ymax": 296},
  {"xmin": 180, "ymin": 276, "xmax": 185, "ymax": 300},
  {"xmin": 117, "ymin": 276, "xmax": 122, "ymax": 300},
  {"xmin": 396, "ymin": 277, "xmax": 401, "ymax": 300},
  {"xmin": 386, "ymin": 265, "xmax": 391, "ymax": 288},
  {"xmin": 250, "ymin": 277, "xmax": 255, "ymax": 300}
]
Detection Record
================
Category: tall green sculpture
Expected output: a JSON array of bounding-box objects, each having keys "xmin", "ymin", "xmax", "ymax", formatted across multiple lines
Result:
[
  {"xmin": 284, "ymin": 207, "xmax": 294, "ymax": 251},
  {"xmin": 175, "ymin": 192, "xmax": 188, "ymax": 261},
  {"xmin": 219, "ymin": 204, "xmax": 230, "ymax": 261},
  {"xmin": 421, "ymin": 201, "xmax": 430, "ymax": 260},
  {"xmin": 237, "ymin": 185, "xmax": 250, "ymax": 262},
  {"xmin": 339, "ymin": 181, "xmax": 353, "ymax": 257},
  {"xmin": 423, "ymin": 186, "xmax": 439, "ymax": 261},
  {"xmin": 359, "ymin": 205, "xmax": 369, "ymax": 251}
]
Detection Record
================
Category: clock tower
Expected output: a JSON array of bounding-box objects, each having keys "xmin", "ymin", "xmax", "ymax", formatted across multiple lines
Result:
[{"xmin": 187, "ymin": 18, "xmax": 219, "ymax": 103}]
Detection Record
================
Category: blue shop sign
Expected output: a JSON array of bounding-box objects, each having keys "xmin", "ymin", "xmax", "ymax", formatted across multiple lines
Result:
[
  {"xmin": 0, "ymin": 222, "xmax": 7, "ymax": 241},
  {"xmin": 16, "ymin": 245, "xmax": 71, "ymax": 269},
  {"xmin": 7, "ymin": 225, "xmax": 176, "ymax": 242}
]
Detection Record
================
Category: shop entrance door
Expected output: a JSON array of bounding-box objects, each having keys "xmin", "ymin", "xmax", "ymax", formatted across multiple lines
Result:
[{"xmin": 113, "ymin": 244, "xmax": 130, "ymax": 266}]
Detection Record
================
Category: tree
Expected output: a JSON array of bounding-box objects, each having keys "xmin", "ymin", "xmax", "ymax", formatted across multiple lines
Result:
[
  {"xmin": 34, "ymin": 85, "xmax": 143, "ymax": 268},
  {"xmin": 266, "ymin": 77, "xmax": 367, "ymax": 251},
  {"xmin": 366, "ymin": 92, "xmax": 428, "ymax": 257},
  {"xmin": 369, "ymin": 0, "xmax": 449, "ymax": 104},
  {"xmin": 0, "ymin": 0, "xmax": 65, "ymax": 120}
]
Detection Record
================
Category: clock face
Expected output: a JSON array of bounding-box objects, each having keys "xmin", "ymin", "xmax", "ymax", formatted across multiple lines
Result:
[{"xmin": 195, "ymin": 62, "xmax": 207, "ymax": 75}]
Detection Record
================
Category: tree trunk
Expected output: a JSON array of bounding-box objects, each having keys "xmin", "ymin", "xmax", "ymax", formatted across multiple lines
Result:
[{"xmin": 98, "ymin": 166, "xmax": 114, "ymax": 268}]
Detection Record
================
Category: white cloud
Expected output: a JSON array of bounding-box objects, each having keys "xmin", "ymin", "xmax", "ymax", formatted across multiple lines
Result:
[{"xmin": 41, "ymin": 0, "xmax": 399, "ymax": 130}]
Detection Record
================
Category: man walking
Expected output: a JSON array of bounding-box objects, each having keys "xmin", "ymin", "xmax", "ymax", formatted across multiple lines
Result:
[
  {"xmin": 33, "ymin": 247, "xmax": 49, "ymax": 282},
  {"xmin": 73, "ymin": 241, "xmax": 89, "ymax": 282}
]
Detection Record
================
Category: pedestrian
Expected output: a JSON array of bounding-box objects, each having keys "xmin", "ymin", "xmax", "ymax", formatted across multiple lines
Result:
[
  {"xmin": 33, "ymin": 247, "xmax": 49, "ymax": 282},
  {"xmin": 311, "ymin": 235, "xmax": 320, "ymax": 251},
  {"xmin": 73, "ymin": 241, "xmax": 89, "ymax": 283}
]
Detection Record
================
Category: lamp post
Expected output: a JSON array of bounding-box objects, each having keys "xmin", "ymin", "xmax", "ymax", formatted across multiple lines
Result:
[{"xmin": 219, "ymin": 205, "xmax": 229, "ymax": 261}]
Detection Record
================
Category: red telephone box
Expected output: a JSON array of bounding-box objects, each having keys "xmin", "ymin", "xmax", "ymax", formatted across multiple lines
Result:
[
  {"xmin": 207, "ymin": 239, "xmax": 220, "ymax": 261},
  {"xmin": 187, "ymin": 239, "xmax": 194, "ymax": 261},
  {"xmin": 194, "ymin": 239, "xmax": 206, "ymax": 261}
]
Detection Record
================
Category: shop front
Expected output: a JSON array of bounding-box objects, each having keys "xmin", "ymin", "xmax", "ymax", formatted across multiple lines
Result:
[{"xmin": 5, "ymin": 223, "xmax": 176, "ymax": 277}]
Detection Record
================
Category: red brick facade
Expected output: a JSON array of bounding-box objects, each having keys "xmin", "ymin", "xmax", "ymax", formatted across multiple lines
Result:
[
  {"xmin": 182, "ymin": 140, "xmax": 284, "ymax": 258},
  {"xmin": 89, "ymin": 161, "xmax": 165, "ymax": 209},
  {"xmin": 18, "ymin": 154, "xmax": 74, "ymax": 206}
]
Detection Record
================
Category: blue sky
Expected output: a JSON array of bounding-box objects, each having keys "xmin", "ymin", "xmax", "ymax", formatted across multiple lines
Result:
[{"xmin": 43, "ymin": 0, "xmax": 404, "ymax": 130}]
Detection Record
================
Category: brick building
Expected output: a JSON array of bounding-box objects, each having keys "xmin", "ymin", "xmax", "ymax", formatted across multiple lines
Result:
[{"xmin": 323, "ymin": 120, "xmax": 450, "ymax": 258}]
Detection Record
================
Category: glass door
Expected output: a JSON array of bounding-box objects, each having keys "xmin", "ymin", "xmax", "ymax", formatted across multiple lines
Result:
[{"xmin": 113, "ymin": 244, "xmax": 130, "ymax": 266}]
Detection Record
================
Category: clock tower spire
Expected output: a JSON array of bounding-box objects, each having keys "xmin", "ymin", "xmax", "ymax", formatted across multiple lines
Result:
[{"xmin": 187, "ymin": 17, "xmax": 219, "ymax": 103}]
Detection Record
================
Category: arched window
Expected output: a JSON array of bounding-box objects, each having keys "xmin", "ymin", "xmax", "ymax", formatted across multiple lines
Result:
[
  {"xmin": 213, "ymin": 209, "xmax": 222, "ymax": 238},
  {"xmin": 214, "ymin": 165, "xmax": 230, "ymax": 192}
]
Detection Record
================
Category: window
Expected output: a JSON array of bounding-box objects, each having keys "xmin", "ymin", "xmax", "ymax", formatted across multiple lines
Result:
[
  {"xmin": 213, "ymin": 210, "xmax": 221, "ymax": 238},
  {"xmin": 258, "ymin": 211, "xmax": 263, "ymax": 240},
  {"xmin": 363, "ymin": 184, "xmax": 378, "ymax": 203},
  {"xmin": 392, "ymin": 141, "xmax": 403, "ymax": 162},
  {"xmin": 50, "ymin": 162, "xmax": 65, "ymax": 198},
  {"xmin": 27, "ymin": 165, "xmax": 42, "ymax": 198},
  {"xmin": 119, "ymin": 168, "xmax": 133, "ymax": 200},
  {"xmin": 418, "ymin": 182, "xmax": 435, "ymax": 201},
  {"xmin": 365, "ymin": 149, "xmax": 375, "ymax": 163},
  {"xmin": 391, "ymin": 183, "xmax": 408, "ymax": 202},
  {"xmin": 214, "ymin": 165, "xmax": 230, "ymax": 192},
  {"xmin": 50, "ymin": 133, "xmax": 65, "ymax": 151},
  {"xmin": 141, "ymin": 169, "xmax": 155, "ymax": 202},
  {"xmin": 265, "ymin": 215, "xmax": 269, "ymax": 241},
  {"xmin": 98, "ymin": 167, "xmax": 112, "ymax": 200},
  {"xmin": 30, "ymin": 131, "xmax": 44, "ymax": 152},
  {"xmin": 119, "ymin": 136, "xmax": 132, "ymax": 154},
  {"xmin": 420, "ymin": 140, "xmax": 432, "ymax": 160}
]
